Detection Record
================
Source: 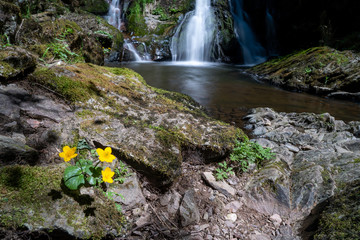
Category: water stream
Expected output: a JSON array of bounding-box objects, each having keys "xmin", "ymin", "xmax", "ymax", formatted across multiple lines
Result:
[
  {"xmin": 105, "ymin": 0, "xmax": 122, "ymax": 30},
  {"xmin": 106, "ymin": 62, "xmax": 360, "ymax": 127}
]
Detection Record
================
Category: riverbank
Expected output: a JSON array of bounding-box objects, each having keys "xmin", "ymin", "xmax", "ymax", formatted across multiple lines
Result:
[{"xmin": 248, "ymin": 46, "xmax": 360, "ymax": 102}]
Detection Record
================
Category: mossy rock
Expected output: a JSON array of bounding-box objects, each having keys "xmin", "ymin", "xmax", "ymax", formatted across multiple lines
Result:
[
  {"xmin": 80, "ymin": 0, "xmax": 109, "ymax": 15},
  {"xmin": 30, "ymin": 63, "xmax": 244, "ymax": 188},
  {"xmin": 0, "ymin": 164, "xmax": 125, "ymax": 238},
  {"xmin": 314, "ymin": 181, "xmax": 360, "ymax": 240},
  {"xmin": 250, "ymin": 46, "xmax": 360, "ymax": 95},
  {"xmin": 0, "ymin": 46, "xmax": 37, "ymax": 80}
]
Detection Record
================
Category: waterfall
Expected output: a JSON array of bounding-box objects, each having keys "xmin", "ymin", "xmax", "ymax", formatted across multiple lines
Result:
[
  {"xmin": 171, "ymin": 0, "xmax": 215, "ymax": 62},
  {"xmin": 105, "ymin": 0, "xmax": 122, "ymax": 30},
  {"xmin": 123, "ymin": 39, "xmax": 143, "ymax": 61},
  {"xmin": 230, "ymin": 0, "xmax": 266, "ymax": 65}
]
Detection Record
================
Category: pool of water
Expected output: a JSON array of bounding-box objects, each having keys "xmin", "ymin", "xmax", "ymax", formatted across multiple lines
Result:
[{"xmin": 106, "ymin": 61, "xmax": 360, "ymax": 126}]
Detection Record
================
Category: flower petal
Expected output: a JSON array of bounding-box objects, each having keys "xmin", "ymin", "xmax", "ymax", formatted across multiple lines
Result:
[
  {"xmin": 105, "ymin": 147, "xmax": 112, "ymax": 154},
  {"xmin": 63, "ymin": 146, "xmax": 71, "ymax": 152}
]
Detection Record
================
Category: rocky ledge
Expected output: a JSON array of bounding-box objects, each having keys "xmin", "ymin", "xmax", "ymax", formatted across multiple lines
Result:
[
  {"xmin": 242, "ymin": 107, "xmax": 360, "ymax": 239},
  {"xmin": 0, "ymin": 60, "xmax": 242, "ymax": 238},
  {"xmin": 249, "ymin": 47, "xmax": 360, "ymax": 102}
]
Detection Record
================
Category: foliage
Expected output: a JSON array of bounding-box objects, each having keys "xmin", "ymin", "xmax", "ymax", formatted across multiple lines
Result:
[
  {"xmin": 94, "ymin": 30, "xmax": 113, "ymax": 39},
  {"xmin": 0, "ymin": 34, "xmax": 11, "ymax": 49},
  {"xmin": 152, "ymin": 7, "xmax": 169, "ymax": 21},
  {"xmin": 40, "ymin": 27, "xmax": 82, "ymax": 64},
  {"xmin": 103, "ymin": 191, "xmax": 124, "ymax": 212},
  {"xmin": 215, "ymin": 137, "xmax": 275, "ymax": 180},
  {"xmin": 215, "ymin": 161, "xmax": 234, "ymax": 181},
  {"xmin": 60, "ymin": 139, "xmax": 119, "ymax": 190},
  {"xmin": 230, "ymin": 137, "xmax": 275, "ymax": 172}
]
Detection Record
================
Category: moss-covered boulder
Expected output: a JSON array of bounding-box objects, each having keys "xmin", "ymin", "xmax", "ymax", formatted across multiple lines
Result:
[
  {"xmin": 29, "ymin": 63, "xmax": 243, "ymax": 188},
  {"xmin": 0, "ymin": 165, "xmax": 125, "ymax": 238},
  {"xmin": 0, "ymin": 46, "xmax": 36, "ymax": 80},
  {"xmin": 80, "ymin": 0, "xmax": 109, "ymax": 15},
  {"xmin": 249, "ymin": 47, "xmax": 360, "ymax": 101}
]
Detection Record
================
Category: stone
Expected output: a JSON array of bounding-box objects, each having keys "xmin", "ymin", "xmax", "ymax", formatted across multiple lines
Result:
[
  {"xmin": 0, "ymin": 47, "xmax": 36, "ymax": 80},
  {"xmin": 270, "ymin": 214, "xmax": 282, "ymax": 227},
  {"xmin": 224, "ymin": 201, "xmax": 242, "ymax": 212},
  {"xmin": 109, "ymin": 173, "xmax": 146, "ymax": 210},
  {"xmin": 202, "ymin": 172, "xmax": 236, "ymax": 197},
  {"xmin": 0, "ymin": 134, "xmax": 38, "ymax": 165},
  {"xmin": 179, "ymin": 189, "xmax": 200, "ymax": 227},
  {"xmin": 225, "ymin": 213, "xmax": 237, "ymax": 222}
]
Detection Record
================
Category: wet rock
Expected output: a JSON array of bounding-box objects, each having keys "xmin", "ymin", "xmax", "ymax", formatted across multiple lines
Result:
[
  {"xmin": 202, "ymin": 172, "xmax": 236, "ymax": 197},
  {"xmin": 0, "ymin": 135, "xmax": 38, "ymax": 165},
  {"xmin": 0, "ymin": 46, "xmax": 36, "ymax": 80},
  {"xmin": 179, "ymin": 189, "xmax": 200, "ymax": 227}
]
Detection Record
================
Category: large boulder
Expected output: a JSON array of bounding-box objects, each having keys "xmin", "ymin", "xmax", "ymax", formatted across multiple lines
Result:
[
  {"xmin": 242, "ymin": 108, "xmax": 360, "ymax": 237},
  {"xmin": 28, "ymin": 63, "xmax": 242, "ymax": 188}
]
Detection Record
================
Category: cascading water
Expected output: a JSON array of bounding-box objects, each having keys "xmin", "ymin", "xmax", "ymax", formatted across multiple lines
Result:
[
  {"xmin": 123, "ymin": 39, "xmax": 143, "ymax": 62},
  {"xmin": 105, "ymin": 0, "xmax": 122, "ymax": 30},
  {"xmin": 230, "ymin": 0, "xmax": 267, "ymax": 65},
  {"xmin": 171, "ymin": 0, "xmax": 215, "ymax": 62}
]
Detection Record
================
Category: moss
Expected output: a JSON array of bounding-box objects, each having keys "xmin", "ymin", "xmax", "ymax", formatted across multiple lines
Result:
[
  {"xmin": 314, "ymin": 181, "xmax": 360, "ymax": 240},
  {"xmin": 81, "ymin": 0, "xmax": 109, "ymax": 15},
  {"xmin": 0, "ymin": 165, "xmax": 125, "ymax": 238},
  {"xmin": 31, "ymin": 67, "xmax": 91, "ymax": 102}
]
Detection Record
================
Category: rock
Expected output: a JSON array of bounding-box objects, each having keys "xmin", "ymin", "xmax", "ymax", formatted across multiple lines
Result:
[
  {"xmin": 0, "ymin": 165, "xmax": 125, "ymax": 239},
  {"xmin": 225, "ymin": 213, "xmax": 237, "ymax": 222},
  {"xmin": 135, "ymin": 212, "xmax": 151, "ymax": 227},
  {"xmin": 80, "ymin": 0, "xmax": 109, "ymax": 15},
  {"xmin": 109, "ymin": 173, "xmax": 146, "ymax": 210},
  {"xmin": 249, "ymin": 47, "xmax": 360, "ymax": 99},
  {"xmin": 243, "ymin": 107, "xmax": 360, "ymax": 238},
  {"xmin": 160, "ymin": 190, "xmax": 182, "ymax": 215},
  {"xmin": 224, "ymin": 201, "xmax": 242, "ymax": 212},
  {"xmin": 0, "ymin": 46, "xmax": 36, "ymax": 80},
  {"xmin": 270, "ymin": 214, "xmax": 282, "ymax": 227},
  {"xmin": 202, "ymin": 172, "xmax": 236, "ymax": 197},
  {"xmin": 0, "ymin": 1, "xmax": 21, "ymax": 41},
  {"xmin": 0, "ymin": 134, "xmax": 38, "ymax": 165},
  {"xmin": 179, "ymin": 189, "xmax": 200, "ymax": 227}
]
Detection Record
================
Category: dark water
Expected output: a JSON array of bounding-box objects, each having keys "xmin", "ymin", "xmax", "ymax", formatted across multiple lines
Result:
[{"xmin": 106, "ymin": 62, "xmax": 360, "ymax": 126}]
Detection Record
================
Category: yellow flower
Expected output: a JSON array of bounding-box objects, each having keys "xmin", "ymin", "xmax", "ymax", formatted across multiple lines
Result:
[
  {"xmin": 59, "ymin": 146, "xmax": 78, "ymax": 162},
  {"xmin": 102, "ymin": 167, "xmax": 115, "ymax": 183},
  {"xmin": 97, "ymin": 147, "xmax": 116, "ymax": 163}
]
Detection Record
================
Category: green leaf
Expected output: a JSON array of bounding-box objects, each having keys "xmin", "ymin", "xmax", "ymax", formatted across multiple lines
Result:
[
  {"xmin": 64, "ymin": 166, "xmax": 85, "ymax": 190},
  {"xmin": 87, "ymin": 176, "xmax": 97, "ymax": 185}
]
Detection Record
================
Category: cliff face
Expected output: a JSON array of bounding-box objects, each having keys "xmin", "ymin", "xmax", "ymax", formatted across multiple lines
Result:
[{"xmin": 243, "ymin": 0, "xmax": 360, "ymax": 54}]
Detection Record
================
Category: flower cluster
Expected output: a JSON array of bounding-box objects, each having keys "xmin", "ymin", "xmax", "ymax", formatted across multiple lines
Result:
[{"xmin": 59, "ymin": 145, "xmax": 117, "ymax": 188}]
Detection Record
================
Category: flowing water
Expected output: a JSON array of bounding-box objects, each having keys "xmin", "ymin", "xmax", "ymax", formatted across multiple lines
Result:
[
  {"xmin": 171, "ymin": 0, "xmax": 215, "ymax": 62},
  {"xmin": 106, "ymin": 62, "xmax": 360, "ymax": 126},
  {"xmin": 105, "ymin": 0, "xmax": 122, "ymax": 30},
  {"xmin": 123, "ymin": 39, "xmax": 143, "ymax": 62},
  {"xmin": 230, "ymin": 0, "xmax": 267, "ymax": 65}
]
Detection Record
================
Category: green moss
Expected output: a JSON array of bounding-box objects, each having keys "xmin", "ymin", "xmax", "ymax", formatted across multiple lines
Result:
[
  {"xmin": 0, "ymin": 165, "xmax": 125, "ymax": 238},
  {"xmin": 314, "ymin": 181, "xmax": 360, "ymax": 240},
  {"xmin": 31, "ymin": 68, "xmax": 91, "ymax": 102},
  {"xmin": 81, "ymin": 0, "xmax": 109, "ymax": 14}
]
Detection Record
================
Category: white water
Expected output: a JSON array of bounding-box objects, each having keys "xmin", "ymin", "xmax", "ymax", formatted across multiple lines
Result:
[
  {"xmin": 230, "ymin": 0, "xmax": 266, "ymax": 65},
  {"xmin": 124, "ymin": 39, "xmax": 143, "ymax": 61},
  {"xmin": 171, "ymin": 0, "xmax": 215, "ymax": 62},
  {"xmin": 105, "ymin": 0, "xmax": 122, "ymax": 30}
]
